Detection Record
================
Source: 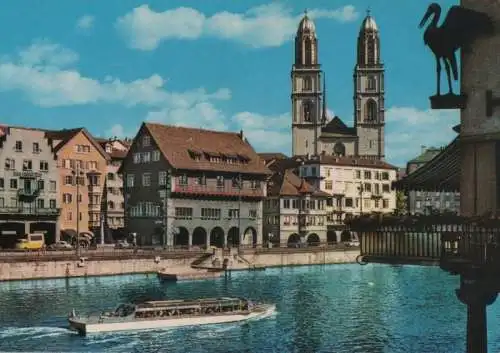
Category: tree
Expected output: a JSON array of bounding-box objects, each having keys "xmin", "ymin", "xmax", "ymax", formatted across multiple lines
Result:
[{"xmin": 393, "ymin": 191, "xmax": 407, "ymax": 216}]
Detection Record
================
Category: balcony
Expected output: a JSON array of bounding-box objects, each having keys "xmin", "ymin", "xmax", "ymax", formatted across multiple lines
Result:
[
  {"xmin": 17, "ymin": 188, "xmax": 40, "ymax": 200},
  {"xmin": 173, "ymin": 184, "xmax": 265, "ymax": 199},
  {"xmin": 88, "ymin": 204, "xmax": 101, "ymax": 212},
  {"xmin": 88, "ymin": 185, "xmax": 101, "ymax": 194},
  {"xmin": 0, "ymin": 207, "xmax": 60, "ymax": 216}
]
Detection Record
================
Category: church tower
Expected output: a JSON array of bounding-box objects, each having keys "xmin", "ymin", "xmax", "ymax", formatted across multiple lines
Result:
[
  {"xmin": 291, "ymin": 11, "xmax": 323, "ymax": 157},
  {"xmin": 354, "ymin": 11, "xmax": 385, "ymax": 160}
]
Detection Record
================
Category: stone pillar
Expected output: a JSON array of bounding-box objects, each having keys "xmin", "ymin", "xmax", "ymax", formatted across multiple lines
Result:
[
  {"xmin": 188, "ymin": 233, "xmax": 192, "ymax": 249},
  {"xmin": 456, "ymin": 276, "xmax": 497, "ymax": 353},
  {"xmin": 24, "ymin": 222, "xmax": 32, "ymax": 235},
  {"xmin": 55, "ymin": 220, "xmax": 61, "ymax": 242},
  {"xmin": 205, "ymin": 232, "xmax": 210, "ymax": 249}
]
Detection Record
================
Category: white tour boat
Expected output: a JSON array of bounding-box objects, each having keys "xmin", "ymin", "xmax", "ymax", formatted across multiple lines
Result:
[{"xmin": 68, "ymin": 297, "xmax": 276, "ymax": 335}]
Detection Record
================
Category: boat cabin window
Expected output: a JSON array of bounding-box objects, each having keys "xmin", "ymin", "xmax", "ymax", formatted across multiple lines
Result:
[{"xmin": 115, "ymin": 304, "xmax": 135, "ymax": 317}]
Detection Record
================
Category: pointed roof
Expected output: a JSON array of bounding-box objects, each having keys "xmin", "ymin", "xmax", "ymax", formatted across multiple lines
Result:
[
  {"xmin": 267, "ymin": 167, "xmax": 330, "ymax": 198},
  {"xmin": 321, "ymin": 116, "xmax": 357, "ymax": 136},
  {"xmin": 297, "ymin": 9, "xmax": 316, "ymax": 37},
  {"xmin": 45, "ymin": 128, "xmax": 110, "ymax": 160},
  {"xmin": 360, "ymin": 9, "xmax": 378, "ymax": 32}
]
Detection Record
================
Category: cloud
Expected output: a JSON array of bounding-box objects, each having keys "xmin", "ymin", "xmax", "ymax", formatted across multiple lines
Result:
[
  {"xmin": 385, "ymin": 106, "xmax": 460, "ymax": 166},
  {"xmin": 76, "ymin": 15, "xmax": 95, "ymax": 31},
  {"xmin": 0, "ymin": 40, "xmax": 230, "ymax": 108},
  {"xmin": 116, "ymin": 4, "xmax": 359, "ymax": 50},
  {"xmin": 108, "ymin": 104, "xmax": 291, "ymax": 153}
]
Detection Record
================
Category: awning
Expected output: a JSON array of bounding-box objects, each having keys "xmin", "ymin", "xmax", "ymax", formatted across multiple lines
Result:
[{"xmin": 392, "ymin": 137, "xmax": 460, "ymax": 192}]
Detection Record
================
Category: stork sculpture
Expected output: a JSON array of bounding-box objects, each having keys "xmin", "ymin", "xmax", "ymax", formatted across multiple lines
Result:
[{"xmin": 419, "ymin": 3, "xmax": 494, "ymax": 99}]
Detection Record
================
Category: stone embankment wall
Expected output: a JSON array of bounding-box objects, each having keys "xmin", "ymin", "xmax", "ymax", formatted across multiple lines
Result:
[{"xmin": 0, "ymin": 249, "xmax": 359, "ymax": 281}]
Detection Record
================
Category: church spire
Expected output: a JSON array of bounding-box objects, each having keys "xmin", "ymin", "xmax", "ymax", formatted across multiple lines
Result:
[{"xmin": 322, "ymin": 73, "xmax": 327, "ymax": 124}]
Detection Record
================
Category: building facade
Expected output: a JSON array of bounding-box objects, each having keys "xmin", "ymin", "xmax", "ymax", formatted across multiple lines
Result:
[
  {"xmin": 46, "ymin": 128, "xmax": 109, "ymax": 242},
  {"xmin": 0, "ymin": 126, "xmax": 60, "ymax": 248},
  {"xmin": 121, "ymin": 123, "xmax": 270, "ymax": 248},
  {"xmin": 264, "ymin": 167, "xmax": 329, "ymax": 247},
  {"xmin": 291, "ymin": 11, "xmax": 385, "ymax": 160},
  {"xmin": 406, "ymin": 146, "xmax": 460, "ymax": 215},
  {"xmin": 97, "ymin": 137, "xmax": 130, "ymax": 240},
  {"xmin": 298, "ymin": 155, "xmax": 397, "ymax": 239}
]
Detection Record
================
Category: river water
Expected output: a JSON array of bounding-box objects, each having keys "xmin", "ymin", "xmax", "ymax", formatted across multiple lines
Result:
[{"xmin": 1, "ymin": 264, "xmax": 500, "ymax": 352}]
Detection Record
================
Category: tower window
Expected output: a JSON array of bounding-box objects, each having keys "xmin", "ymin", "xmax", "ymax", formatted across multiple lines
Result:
[
  {"xmin": 367, "ymin": 37, "xmax": 375, "ymax": 65},
  {"xmin": 303, "ymin": 77, "xmax": 312, "ymax": 91},
  {"xmin": 333, "ymin": 142, "xmax": 346, "ymax": 157},
  {"xmin": 303, "ymin": 102, "xmax": 313, "ymax": 122},
  {"xmin": 365, "ymin": 100, "xmax": 377, "ymax": 122},
  {"xmin": 367, "ymin": 76, "xmax": 376, "ymax": 91},
  {"xmin": 304, "ymin": 37, "xmax": 313, "ymax": 65}
]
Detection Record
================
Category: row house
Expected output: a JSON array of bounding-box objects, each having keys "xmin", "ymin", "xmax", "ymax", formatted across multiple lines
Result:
[
  {"xmin": 0, "ymin": 126, "xmax": 60, "ymax": 248},
  {"xmin": 299, "ymin": 154, "xmax": 398, "ymax": 234},
  {"xmin": 264, "ymin": 164, "xmax": 329, "ymax": 247},
  {"xmin": 120, "ymin": 122, "xmax": 271, "ymax": 248},
  {"xmin": 97, "ymin": 137, "xmax": 131, "ymax": 239},
  {"xmin": 45, "ymin": 128, "xmax": 109, "ymax": 243}
]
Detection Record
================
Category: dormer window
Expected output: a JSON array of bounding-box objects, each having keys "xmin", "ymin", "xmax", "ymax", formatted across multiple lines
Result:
[
  {"xmin": 179, "ymin": 175, "xmax": 188, "ymax": 185},
  {"xmin": 142, "ymin": 135, "xmax": 150, "ymax": 147},
  {"xmin": 105, "ymin": 145, "xmax": 112, "ymax": 153}
]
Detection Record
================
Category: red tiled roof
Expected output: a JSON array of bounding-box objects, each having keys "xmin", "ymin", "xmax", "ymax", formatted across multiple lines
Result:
[
  {"xmin": 301, "ymin": 154, "xmax": 398, "ymax": 170},
  {"xmin": 144, "ymin": 123, "xmax": 271, "ymax": 175},
  {"xmin": 44, "ymin": 128, "xmax": 110, "ymax": 160},
  {"xmin": 268, "ymin": 168, "xmax": 330, "ymax": 197}
]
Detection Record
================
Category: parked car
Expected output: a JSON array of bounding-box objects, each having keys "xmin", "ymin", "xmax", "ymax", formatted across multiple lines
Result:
[
  {"xmin": 48, "ymin": 241, "xmax": 73, "ymax": 250},
  {"xmin": 115, "ymin": 240, "xmax": 133, "ymax": 249}
]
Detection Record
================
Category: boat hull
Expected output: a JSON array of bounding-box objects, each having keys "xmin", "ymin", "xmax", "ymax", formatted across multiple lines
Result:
[{"xmin": 69, "ymin": 304, "xmax": 275, "ymax": 335}]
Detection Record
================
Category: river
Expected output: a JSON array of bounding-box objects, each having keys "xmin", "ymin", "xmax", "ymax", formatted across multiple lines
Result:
[{"xmin": 0, "ymin": 264, "xmax": 499, "ymax": 352}]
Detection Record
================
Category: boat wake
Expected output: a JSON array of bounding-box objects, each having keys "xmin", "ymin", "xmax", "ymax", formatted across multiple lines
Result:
[{"xmin": 0, "ymin": 326, "xmax": 72, "ymax": 340}]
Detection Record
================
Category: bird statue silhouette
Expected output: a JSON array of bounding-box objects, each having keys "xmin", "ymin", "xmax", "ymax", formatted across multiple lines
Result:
[{"xmin": 419, "ymin": 3, "xmax": 494, "ymax": 97}]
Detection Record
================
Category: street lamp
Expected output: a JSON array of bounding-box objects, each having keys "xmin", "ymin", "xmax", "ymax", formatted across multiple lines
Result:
[
  {"xmin": 72, "ymin": 166, "xmax": 84, "ymax": 257},
  {"xmin": 358, "ymin": 183, "xmax": 364, "ymax": 216}
]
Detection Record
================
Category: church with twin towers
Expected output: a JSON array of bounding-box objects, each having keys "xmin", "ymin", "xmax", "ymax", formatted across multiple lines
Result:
[{"xmin": 291, "ymin": 10, "xmax": 385, "ymax": 160}]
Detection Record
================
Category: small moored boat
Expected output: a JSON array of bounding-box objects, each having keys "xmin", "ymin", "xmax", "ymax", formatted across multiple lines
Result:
[{"xmin": 68, "ymin": 297, "xmax": 275, "ymax": 335}]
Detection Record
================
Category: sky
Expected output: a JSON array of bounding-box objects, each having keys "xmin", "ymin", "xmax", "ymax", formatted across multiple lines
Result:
[{"xmin": 0, "ymin": 0, "xmax": 461, "ymax": 167}]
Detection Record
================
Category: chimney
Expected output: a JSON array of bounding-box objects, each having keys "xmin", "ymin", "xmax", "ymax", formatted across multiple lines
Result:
[{"xmin": 239, "ymin": 130, "xmax": 244, "ymax": 140}]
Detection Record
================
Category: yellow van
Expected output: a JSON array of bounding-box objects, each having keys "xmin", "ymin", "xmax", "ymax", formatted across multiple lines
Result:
[{"xmin": 15, "ymin": 233, "xmax": 45, "ymax": 250}]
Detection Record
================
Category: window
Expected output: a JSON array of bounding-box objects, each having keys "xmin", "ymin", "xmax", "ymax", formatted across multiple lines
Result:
[
  {"xmin": 249, "ymin": 210, "xmax": 257, "ymax": 219},
  {"xmin": 367, "ymin": 76, "xmax": 376, "ymax": 91},
  {"xmin": 159, "ymin": 171, "xmax": 167, "ymax": 186},
  {"xmin": 22, "ymin": 160, "xmax": 32, "ymax": 171},
  {"xmin": 175, "ymin": 207, "xmax": 193, "ymax": 220},
  {"xmin": 142, "ymin": 135, "xmax": 151, "ymax": 147},
  {"xmin": 0, "ymin": 197, "xmax": 4, "ymax": 207},
  {"xmin": 5, "ymin": 158, "xmax": 15, "ymax": 170},
  {"xmin": 142, "ymin": 173, "xmax": 151, "ymax": 186},
  {"xmin": 364, "ymin": 183, "xmax": 372, "ymax": 192},
  {"xmin": 303, "ymin": 77, "xmax": 312, "ymax": 91},
  {"xmin": 152, "ymin": 150, "xmax": 160, "ymax": 162},
  {"xmin": 0, "ymin": 178, "xmax": 3, "ymax": 189},
  {"xmin": 67, "ymin": 211, "xmax": 72, "ymax": 221},
  {"xmin": 345, "ymin": 198, "xmax": 353, "ymax": 207},
  {"xmin": 9, "ymin": 179, "xmax": 17, "ymax": 189},
  {"xmin": 216, "ymin": 176, "xmax": 224, "ymax": 188},
  {"xmin": 37, "ymin": 199, "xmax": 44, "ymax": 209},
  {"xmin": 251, "ymin": 180, "xmax": 261, "ymax": 189},
  {"xmin": 364, "ymin": 171, "xmax": 371, "ymax": 179},
  {"xmin": 381, "ymin": 172, "xmax": 389, "ymax": 180},
  {"xmin": 382, "ymin": 184, "xmax": 390, "ymax": 193},
  {"xmin": 292, "ymin": 199, "xmax": 299, "ymax": 209},
  {"xmin": 179, "ymin": 175, "xmax": 188, "ymax": 185},
  {"xmin": 374, "ymin": 199, "xmax": 380, "ymax": 208},
  {"xmin": 364, "ymin": 199, "xmax": 371, "ymax": 209},
  {"xmin": 39, "ymin": 161, "xmax": 49, "ymax": 171},
  {"xmin": 325, "ymin": 181, "xmax": 333, "ymax": 190},
  {"xmin": 383, "ymin": 199, "xmax": 389, "ymax": 208},
  {"xmin": 64, "ymin": 175, "xmax": 73, "ymax": 185},
  {"xmin": 107, "ymin": 172, "xmax": 115, "ymax": 181},
  {"xmin": 228, "ymin": 209, "xmax": 239, "ymax": 219},
  {"xmin": 283, "ymin": 216, "xmax": 290, "ymax": 225},
  {"xmin": 127, "ymin": 174, "xmax": 135, "ymax": 187},
  {"xmin": 63, "ymin": 193, "xmax": 72, "ymax": 203},
  {"xmin": 33, "ymin": 142, "xmax": 40, "ymax": 153},
  {"xmin": 232, "ymin": 177, "xmax": 241, "ymax": 188},
  {"xmin": 283, "ymin": 199, "xmax": 290, "ymax": 208},
  {"xmin": 133, "ymin": 153, "xmax": 141, "ymax": 164},
  {"xmin": 140, "ymin": 152, "xmax": 150, "ymax": 163},
  {"xmin": 15, "ymin": 141, "xmax": 22, "ymax": 152},
  {"xmin": 37, "ymin": 180, "xmax": 44, "ymax": 190},
  {"xmin": 49, "ymin": 199, "xmax": 56, "ymax": 209},
  {"xmin": 365, "ymin": 100, "xmax": 377, "ymax": 122},
  {"xmin": 355, "ymin": 170, "xmax": 361, "ymax": 179},
  {"xmin": 303, "ymin": 101, "xmax": 312, "ymax": 122},
  {"xmin": 367, "ymin": 37, "xmax": 375, "ymax": 64},
  {"xmin": 201, "ymin": 208, "xmax": 221, "ymax": 220},
  {"xmin": 196, "ymin": 174, "xmax": 206, "ymax": 186}
]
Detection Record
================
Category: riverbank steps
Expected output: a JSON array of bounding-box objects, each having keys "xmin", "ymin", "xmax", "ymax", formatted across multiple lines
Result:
[{"xmin": 0, "ymin": 249, "xmax": 359, "ymax": 281}]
